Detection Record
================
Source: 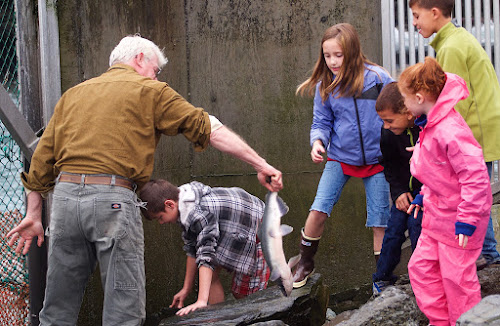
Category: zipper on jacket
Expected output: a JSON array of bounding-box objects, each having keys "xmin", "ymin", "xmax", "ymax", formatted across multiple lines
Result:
[
  {"xmin": 407, "ymin": 127, "xmax": 414, "ymax": 192},
  {"xmin": 353, "ymin": 98, "xmax": 367, "ymax": 165}
]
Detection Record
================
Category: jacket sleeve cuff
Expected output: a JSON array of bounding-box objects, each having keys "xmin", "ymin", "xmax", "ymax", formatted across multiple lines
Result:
[
  {"xmin": 411, "ymin": 194, "xmax": 423, "ymax": 207},
  {"xmin": 455, "ymin": 222, "xmax": 476, "ymax": 236},
  {"xmin": 310, "ymin": 135, "xmax": 327, "ymax": 148}
]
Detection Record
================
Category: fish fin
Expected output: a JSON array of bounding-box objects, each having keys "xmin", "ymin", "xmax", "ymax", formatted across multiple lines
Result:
[
  {"xmin": 288, "ymin": 254, "xmax": 301, "ymax": 268},
  {"xmin": 270, "ymin": 268, "xmax": 281, "ymax": 282},
  {"xmin": 265, "ymin": 192, "xmax": 289, "ymax": 217},
  {"xmin": 280, "ymin": 224, "xmax": 293, "ymax": 236},
  {"xmin": 275, "ymin": 194, "xmax": 289, "ymax": 217}
]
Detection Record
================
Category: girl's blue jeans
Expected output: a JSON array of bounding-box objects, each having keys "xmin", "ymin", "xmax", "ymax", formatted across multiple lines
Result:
[{"xmin": 310, "ymin": 160, "xmax": 389, "ymax": 227}]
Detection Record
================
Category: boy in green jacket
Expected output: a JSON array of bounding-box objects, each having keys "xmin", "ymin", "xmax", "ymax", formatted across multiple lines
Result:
[{"xmin": 409, "ymin": 0, "xmax": 500, "ymax": 267}]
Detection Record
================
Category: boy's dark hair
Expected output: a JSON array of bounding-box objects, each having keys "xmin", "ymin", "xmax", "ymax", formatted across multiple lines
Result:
[
  {"xmin": 376, "ymin": 82, "xmax": 407, "ymax": 114},
  {"xmin": 409, "ymin": 0, "xmax": 454, "ymax": 18},
  {"xmin": 139, "ymin": 179, "xmax": 180, "ymax": 220}
]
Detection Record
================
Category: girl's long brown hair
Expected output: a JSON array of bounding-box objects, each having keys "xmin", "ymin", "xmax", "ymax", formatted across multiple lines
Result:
[{"xmin": 296, "ymin": 23, "xmax": 379, "ymax": 101}]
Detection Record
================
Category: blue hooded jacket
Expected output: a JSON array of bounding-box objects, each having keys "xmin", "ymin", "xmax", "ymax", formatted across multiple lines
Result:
[{"xmin": 311, "ymin": 65, "xmax": 394, "ymax": 166}]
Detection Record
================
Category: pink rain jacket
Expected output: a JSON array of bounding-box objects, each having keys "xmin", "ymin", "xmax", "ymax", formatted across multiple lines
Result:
[{"xmin": 410, "ymin": 73, "xmax": 491, "ymax": 250}]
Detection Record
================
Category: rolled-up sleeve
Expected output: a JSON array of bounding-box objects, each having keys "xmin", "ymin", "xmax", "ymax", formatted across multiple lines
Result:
[
  {"xmin": 155, "ymin": 86, "xmax": 211, "ymax": 152},
  {"xmin": 21, "ymin": 107, "xmax": 59, "ymax": 194},
  {"xmin": 182, "ymin": 208, "xmax": 219, "ymax": 270}
]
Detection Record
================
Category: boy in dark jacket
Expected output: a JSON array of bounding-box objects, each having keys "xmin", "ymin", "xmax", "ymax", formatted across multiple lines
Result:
[
  {"xmin": 372, "ymin": 82, "xmax": 423, "ymax": 295},
  {"xmin": 139, "ymin": 179, "xmax": 270, "ymax": 316}
]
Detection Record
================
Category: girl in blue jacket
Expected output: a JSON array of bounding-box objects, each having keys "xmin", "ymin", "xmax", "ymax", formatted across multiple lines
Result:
[{"xmin": 292, "ymin": 23, "xmax": 393, "ymax": 288}]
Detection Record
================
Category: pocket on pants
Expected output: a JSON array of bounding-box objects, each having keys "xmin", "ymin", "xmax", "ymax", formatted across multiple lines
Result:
[
  {"xmin": 114, "ymin": 257, "xmax": 139, "ymax": 290},
  {"xmin": 94, "ymin": 199, "xmax": 130, "ymax": 239},
  {"xmin": 50, "ymin": 195, "xmax": 69, "ymax": 238}
]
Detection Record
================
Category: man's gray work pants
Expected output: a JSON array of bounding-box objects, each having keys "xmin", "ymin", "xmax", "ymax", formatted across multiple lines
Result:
[{"xmin": 39, "ymin": 178, "xmax": 145, "ymax": 326}]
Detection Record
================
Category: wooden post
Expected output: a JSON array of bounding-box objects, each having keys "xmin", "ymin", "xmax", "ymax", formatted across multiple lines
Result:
[
  {"xmin": 15, "ymin": 0, "xmax": 62, "ymax": 324},
  {"xmin": 38, "ymin": 0, "xmax": 61, "ymax": 122}
]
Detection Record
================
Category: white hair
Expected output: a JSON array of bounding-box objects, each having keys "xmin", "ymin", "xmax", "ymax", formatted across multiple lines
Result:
[{"xmin": 109, "ymin": 34, "xmax": 168, "ymax": 67}]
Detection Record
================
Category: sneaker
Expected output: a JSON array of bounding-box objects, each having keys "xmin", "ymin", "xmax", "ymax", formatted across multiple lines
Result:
[
  {"xmin": 476, "ymin": 255, "xmax": 488, "ymax": 271},
  {"xmin": 372, "ymin": 280, "xmax": 391, "ymax": 296}
]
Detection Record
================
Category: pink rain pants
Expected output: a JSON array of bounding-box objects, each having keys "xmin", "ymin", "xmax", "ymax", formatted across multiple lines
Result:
[{"xmin": 408, "ymin": 233, "xmax": 482, "ymax": 326}]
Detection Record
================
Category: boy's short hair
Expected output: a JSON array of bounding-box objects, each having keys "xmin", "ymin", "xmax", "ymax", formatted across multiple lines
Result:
[
  {"xmin": 376, "ymin": 82, "xmax": 407, "ymax": 114},
  {"xmin": 409, "ymin": 0, "xmax": 454, "ymax": 18},
  {"xmin": 139, "ymin": 179, "xmax": 180, "ymax": 220}
]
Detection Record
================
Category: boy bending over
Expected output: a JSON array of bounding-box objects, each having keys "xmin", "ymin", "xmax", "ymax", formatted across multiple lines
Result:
[{"xmin": 139, "ymin": 179, "xmax": 269, "ymax": 316}]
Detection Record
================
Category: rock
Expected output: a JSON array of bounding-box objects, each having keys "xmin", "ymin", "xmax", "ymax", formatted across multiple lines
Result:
[
  {"xmin": 248, "ymin": 321, "xmax": 289, "ymax": 326},
  {"xmin": 326, "ymin": 308, "xmax": 337, "ymax": 321},
  {"xmin": 456, "ymin": 295, "xmax": 500, "ymax": 325},
  {"xmin": 326, "ymin": 287, "xmax": 426, "ymax": 326},
  {"xmin": 479, "ymin": 264, "xmax": 500, "ymax": 297},
  {"xmin": 324, "ymin": 264, "xmax": 500, "ymax": 326},
  {"xmin": 158, "ymin": 273, "xmax": 329, "ymax": 326}
]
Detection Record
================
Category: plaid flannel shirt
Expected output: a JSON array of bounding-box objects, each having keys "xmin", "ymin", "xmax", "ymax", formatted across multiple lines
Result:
[{"xmin": 178, "ymin": 182, "xmax": 265, "ymax": 275}]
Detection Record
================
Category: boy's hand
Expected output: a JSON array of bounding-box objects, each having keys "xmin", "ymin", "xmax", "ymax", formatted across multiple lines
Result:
[
  {"xmin": 311, "ymin": 140, "xmax": 325, "ymax": 163},
  {"xmin": 170, "ymin": 288, "xmax": 190, "ymax": 309},
  {"xmin": 395, "ymin": 192, "xmax": 414, "ymax": 212},
  {"xmin": 175, "ymin": 300, "xmax": 208, "ymax": 316},
  {"xmin": 456, "ymin": 234, "xmax": 469, "ymax": 249}
]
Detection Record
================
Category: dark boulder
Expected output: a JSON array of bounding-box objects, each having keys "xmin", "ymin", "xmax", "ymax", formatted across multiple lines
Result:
[
  {"xmin": 158, "ymin": 273, "xmax": 329, "ymax": 326},
  {"xmin": 325, "ymin": 265, "xmax": 500, "ymax": 326}
]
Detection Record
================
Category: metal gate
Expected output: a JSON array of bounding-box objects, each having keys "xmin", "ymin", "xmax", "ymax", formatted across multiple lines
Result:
[
  {"xmin": 381, "ymin": 0, "xmax": 500, "ymax": 181},
  {"xmin": 0, "ymin": 0, "xmax": 30, "ymax": 324}
]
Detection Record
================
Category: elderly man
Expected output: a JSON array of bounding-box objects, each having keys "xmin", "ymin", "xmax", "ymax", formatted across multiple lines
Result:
[{"xmin": 7, "ymin": 35, "xmax": 282, "ymax": 326}]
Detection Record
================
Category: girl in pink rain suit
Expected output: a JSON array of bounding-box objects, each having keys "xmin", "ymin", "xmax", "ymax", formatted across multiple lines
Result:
[{"xmin": 398, "ymin": 57, "xmax": 491, "ymax": 326}]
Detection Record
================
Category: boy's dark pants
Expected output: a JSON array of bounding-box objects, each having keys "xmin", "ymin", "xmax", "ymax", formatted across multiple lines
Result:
[{"xmin": 373, "ymin": 205, "xmax": 423, "ymax": 283}]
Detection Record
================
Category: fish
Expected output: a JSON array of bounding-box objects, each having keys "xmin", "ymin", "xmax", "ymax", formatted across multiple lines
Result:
[{"xmin": 258, "ymin": 191, "xmax": 301, "ymax": 296}]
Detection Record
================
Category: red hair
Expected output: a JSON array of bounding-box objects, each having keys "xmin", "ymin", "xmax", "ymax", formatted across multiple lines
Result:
[{"xmin": 398, "ymin": 57, "xmax": 447, "ymax": 101}]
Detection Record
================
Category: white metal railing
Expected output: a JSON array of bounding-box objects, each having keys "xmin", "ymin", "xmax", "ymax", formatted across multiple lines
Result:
[
  {"xmin": 381, "ymin": 0, "xmax": 500, "ymax": 182},
  {"xmin": 382, "ymin": 0, "xmax": 500, "ymax": 78}
]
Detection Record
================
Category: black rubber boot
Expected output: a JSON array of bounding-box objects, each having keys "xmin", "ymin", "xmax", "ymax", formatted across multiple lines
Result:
[{"xmin": 292, "ymin": 228, "xmax": 321, "ymax": 288}]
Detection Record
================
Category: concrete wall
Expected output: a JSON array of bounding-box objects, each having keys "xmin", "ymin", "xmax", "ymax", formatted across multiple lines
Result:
[{"xmin": 56, "ymin": 1, "xmax": 384, "ymax": 324}]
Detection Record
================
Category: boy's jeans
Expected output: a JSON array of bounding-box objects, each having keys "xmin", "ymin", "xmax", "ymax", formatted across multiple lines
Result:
[
  {"xmin": 373, "ymin": 205, "xmax": 422, "ymax": 283},
  {"xmin": 483, "ymin": 162, "xmax": 500, "ymax": 264},
  {"xmin": 39, "ymin": 180, "xmax": 146, "ymax": 326}
]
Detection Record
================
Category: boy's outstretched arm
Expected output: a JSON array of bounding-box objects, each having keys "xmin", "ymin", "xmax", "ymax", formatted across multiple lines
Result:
[
  {"xmin": 175, "ymin": 265, "xmax": 212, "ymax": 316},
  {"xmin": 170, "ymin": 256, "xmax": 197, "ymax": 310}
]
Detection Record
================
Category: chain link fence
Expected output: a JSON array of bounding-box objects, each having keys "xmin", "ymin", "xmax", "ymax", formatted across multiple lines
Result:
[{"xmin": 0, "ymin": 0, "xmax": 30, "ymax": 325}]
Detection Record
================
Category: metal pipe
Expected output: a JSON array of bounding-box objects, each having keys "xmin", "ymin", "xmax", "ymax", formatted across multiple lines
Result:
[
  {"xmin": 0, "ymin": 86, "xmax": 38, "ymax": 161},
  {"xmin": 407, "ymin": 5, "xmax": 415, "ymax": 66},
  {"xmin": 389, "ymin": 0, "xmax": 397, "ymax": 76},
  {"xmin": 494, "ymin": 0, "xmax": 500, "ymax": 77},
  {"xmin": 465, "ymin": 0, "xmax": 472, "ymax": 31},
  {"xmin": 455, "ymin": 0, "xmax": 463, "ymax": 26},
  {"xmin": 484, "ymin": 0, "xmax": 492, "ymax": 59},
  {"xmin": 398, "ymin": 0, "xmax": 406, "ymax": 71},
  {"xmin": 474, "ymin": 0, "xmax": 482, "ymax": 40},
  {"xmin": 381, "ymin": 0, "xmax": 393, "ymax": 72}
]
